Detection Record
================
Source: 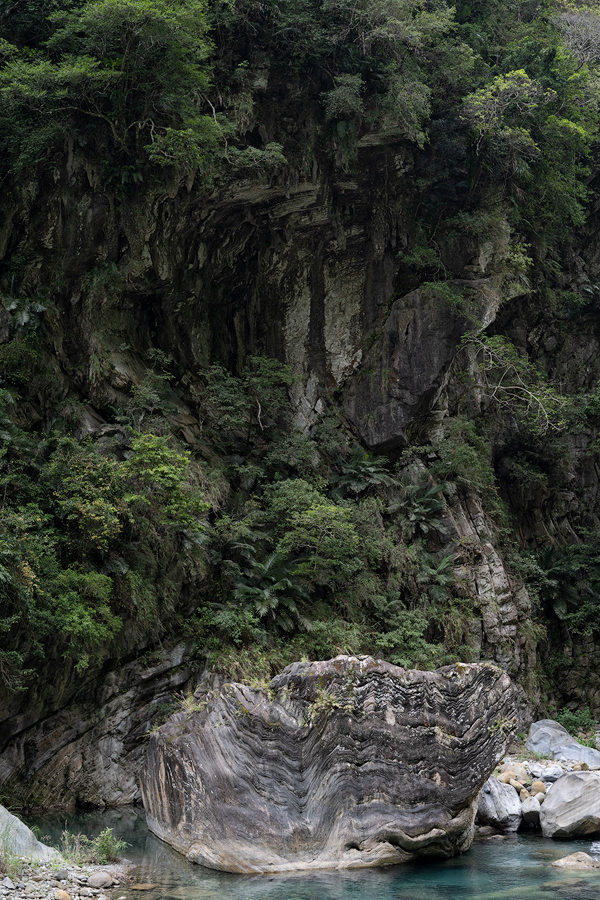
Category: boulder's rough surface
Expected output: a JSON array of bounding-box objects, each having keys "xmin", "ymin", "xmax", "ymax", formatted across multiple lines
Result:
[
  {"xmin": 142, "ymin": 656, "xmax": 517, "ymax": 873},
  {"xmin": 0, "ymin": 804, "xmax": 61, "ymax": 861},
  {"xmin": 526, "ymin": 720, "xmax": 600, "ymax": 767},
  {"xmin": 477, "ymin": 777, "xmax": 522, "ymax": 832},
  {"xmin": 529, "ymin": 762, "xmax": 565, "ymax": 783},
  {"xmin": 87, "ymin": 874, "xmax": 113, "ymax": 888},
  {"xmin": 540, "ymin": 771, "xmax": 600, "ymax": 838}
]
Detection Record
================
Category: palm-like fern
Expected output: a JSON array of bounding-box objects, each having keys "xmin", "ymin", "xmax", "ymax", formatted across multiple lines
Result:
[
  {"xmin": 330, "ymin": 451, "xmax": 399, "ymax": 500},
  {"xmin": 387, "ymin": 481, "xmax": 447, "ymax": 539},
  {"xmin": 232, "ymin": 550, "xmax": 311, "ymax": 633}
]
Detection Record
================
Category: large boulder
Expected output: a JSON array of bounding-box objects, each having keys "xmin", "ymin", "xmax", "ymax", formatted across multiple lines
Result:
[
  {"xmin": 0, "ymin": 805, "xmax": 61, "ymax": 861},
  {"xmin": 477, "ymin": 777, "xmax": 522, "ymax": 832},
  {"xmin": 526, "ymin": 720, "xmax": 600, "ymax": 767},
  {"xmin": 540, "ymin": 771, "xmax": 600, "ymax": 838},
  {"xmin": 142, "ymin": 656, "xmax": 517, "ymax": 873}
]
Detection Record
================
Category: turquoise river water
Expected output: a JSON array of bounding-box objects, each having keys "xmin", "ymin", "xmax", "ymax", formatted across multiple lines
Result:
[{"xmin": 27, "ymin": 808, "xmax": 600, "ymax": 900}]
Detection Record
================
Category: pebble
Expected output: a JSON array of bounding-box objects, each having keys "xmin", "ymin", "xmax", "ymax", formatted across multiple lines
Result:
[{"xmin": 0, "ymin": 859, "xmax": 133, "ymax": 900}]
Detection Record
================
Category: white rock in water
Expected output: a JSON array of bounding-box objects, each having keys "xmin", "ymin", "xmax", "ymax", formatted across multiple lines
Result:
[
  {"xmin": 541, "ymin": 771, "xmax": 600, "ymax": 838},
  {"xmin": 477, "ymin": 777, "xmax": 522, "ymax": 832},
  {"xmin": 552, "ymin": 851, "xmax": 599, "ymax": 869},
  {"xmin": 526, "ymin": 720, "xmax": 600, "ymax": 767},
  {"xmin": 0, "ymin": 806, "xmax": 61, "ymax": 862}
]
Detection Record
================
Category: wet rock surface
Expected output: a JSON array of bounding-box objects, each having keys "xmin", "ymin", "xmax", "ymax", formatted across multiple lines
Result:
[{"xmin": 142, "ymin": 655, "xmax": 517, "ymax": 873}]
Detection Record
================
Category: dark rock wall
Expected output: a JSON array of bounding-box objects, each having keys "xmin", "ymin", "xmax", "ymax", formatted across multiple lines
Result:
[{"xmin": 0, "ymin": 642, "xmax": 196, "ymax": 809}]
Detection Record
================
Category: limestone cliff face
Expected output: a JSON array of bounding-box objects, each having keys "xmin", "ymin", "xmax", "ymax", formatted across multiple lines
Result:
[
  {"xmin": 0, "ymin": 123, "xmax": 501, "ymax": 446},
  {"xmin": 0, "ymin": 642, "xmax": 196, "ymax": 809},
  {"xmin": 2, "ymin": 73, "xmax": 599, "ymax": 812},
  {"xmin": 141, "ymin": 656, "xmax": 517, "ymax": 873},
  {"xmin": 0, "ymin": 136, "xmax": 526, "ymax": 812}
]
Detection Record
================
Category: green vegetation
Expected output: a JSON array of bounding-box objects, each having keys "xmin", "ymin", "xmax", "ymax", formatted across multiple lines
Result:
[
  {"xmin": 0, "ymin": 821, "xmax": 23, "ymax": 879},
  {"xmin": 59, "ymin": 826, "xmax": 128, "ymax": 865},
  {"xmin": 555, "ymin": 707, "xmax": 598, "ymax": 746}
]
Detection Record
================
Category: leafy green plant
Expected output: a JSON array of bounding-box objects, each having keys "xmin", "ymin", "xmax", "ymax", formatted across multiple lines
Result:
[
  {"xmin": 196, "ymin": 357, "xmax": 294, "ymax": 454},
  {"xmin": 307, "ymin": 685, "xmax": 353, "ymax": 725},
  {"xmin": 277, "ymin": 501, "xmax": 361, "ymax": 589},
  {"xmin": 330, "ymin": 451, "xmax": 399, "ymax": 500},
  {"xmin": 59, "ymin": 827, "xmax": 128, "ymax": 865},
  {"xmin": 231, "ymin": 550, "xmax": 311, "ymax": 633},
  {"xmin": 0, "ymin": 0, "xmax": 217, "ymax": 169},
  {"xmin": 555, "ymin": 706, "xmax": 598, "ymax": 740},
  {"xmin": 387, "ymin": 481, "xmax": 447, "ymax": 539}
]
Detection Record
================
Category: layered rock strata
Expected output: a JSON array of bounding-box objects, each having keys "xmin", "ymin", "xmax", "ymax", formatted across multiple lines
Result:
[
  {"xmin": 0, "ymin": 641, "xmax": 196, "ymax": 809},
  {"xmin": 141, "ymin": 655, "xmax": 517, "ymax": 873}
]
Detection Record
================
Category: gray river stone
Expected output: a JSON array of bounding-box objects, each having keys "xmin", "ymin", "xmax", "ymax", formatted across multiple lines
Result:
[
  {"xmin": 0, "ymin": 805, "xmax": 61, "ymax": 861},
  {"xmin": 142, "ymin": 656, "xmax": 517, "ymax": 873},
  {"xmin": 477, "ymin": 777, "xmax": 522, "ymax": 832},
  {"xmin": 526, "ymin": 720, "xmax": 600, "ymax": 767},
  {"xmin": 528, "ymin": 762, "xmax": 565, "ymax": 783},
  {"xmin": 521, "ymin": 796, "xmax": 541, "ymax": 826},
  {"xmin": 540, "ymin": 771, "xmax": 600, "ymax": 838}
]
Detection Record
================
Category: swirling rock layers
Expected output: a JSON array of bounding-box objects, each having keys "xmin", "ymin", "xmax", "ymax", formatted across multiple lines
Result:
[{"xmin": 141, "ymin": 656, "xmax": 517, "ymax": 873}]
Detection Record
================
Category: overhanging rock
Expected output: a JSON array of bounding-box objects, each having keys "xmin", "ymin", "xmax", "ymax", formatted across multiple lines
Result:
[{"xmin": 141, "ymin": 656, "xmax": 517, "ymax": 873}]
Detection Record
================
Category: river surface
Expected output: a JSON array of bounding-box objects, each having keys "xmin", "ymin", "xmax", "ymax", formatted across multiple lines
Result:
[{"xmin": 27, "ymin": 808, "xmax": 600, "ymax": 900}]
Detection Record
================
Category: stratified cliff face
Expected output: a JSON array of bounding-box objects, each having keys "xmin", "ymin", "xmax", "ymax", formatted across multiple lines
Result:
[
  {"xmin": 1, "ymin": 67, "xmax": 599, "ymax": 812},
  {"xmin": 0, "ymin": 110, "xmax": 502, "ymax": 446},
  {"xmin": 141, "ymin": 656, "xmax": 517, "ymax": 873},
  {"xmin": 0, "ymin": 642, "xmax": 197, "ymax": 809},
  {"xmin": 2, "ymin": 134, "xmax": 411, "ymax": 436}
]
